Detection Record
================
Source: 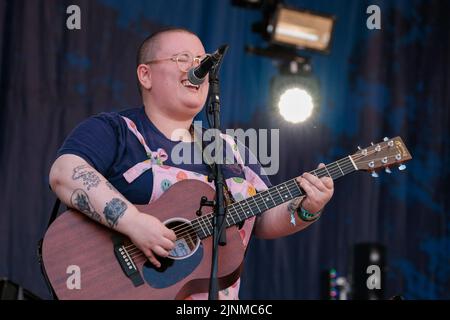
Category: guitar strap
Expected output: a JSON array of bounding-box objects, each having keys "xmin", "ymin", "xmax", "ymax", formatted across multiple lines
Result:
[
  {"xmin": 46, "ymin": 198, "xmax": 61, "ymax": 229},
  {"xmin": 37, "ymin": 197, "xmax": 61, "ymax": 300}
]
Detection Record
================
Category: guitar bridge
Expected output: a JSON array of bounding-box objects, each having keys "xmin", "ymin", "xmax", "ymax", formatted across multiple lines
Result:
[{"xmin": 112, "ymin": 235, "xmax": 144, "ymax": 287}]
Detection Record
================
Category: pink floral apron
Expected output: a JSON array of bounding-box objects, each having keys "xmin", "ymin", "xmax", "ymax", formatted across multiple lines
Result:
[{"xmin": 120, "ymin": 116, "xmax": 268, "ymax": 300}]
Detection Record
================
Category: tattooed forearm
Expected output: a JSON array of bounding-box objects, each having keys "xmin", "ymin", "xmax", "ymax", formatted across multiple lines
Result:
[
  {"xmin": 70, "ymin": 189, "xmax": 102, "ymax": 223},
  {"xmin": 105, "ymin": 181, "xmax": 118, "ymax": 193},
  {"xmin": 103, "ymin": 198, "xmax": 127, "ymax": 228},
  {"xmin": 72, "ymin": 165, "xmax": 100, "ymax": 190}
]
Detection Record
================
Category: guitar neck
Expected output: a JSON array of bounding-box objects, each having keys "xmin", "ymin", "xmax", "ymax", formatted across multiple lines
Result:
[{"xmin": 193, "ymin": 155, "xmax": 357, "ymax": 239}]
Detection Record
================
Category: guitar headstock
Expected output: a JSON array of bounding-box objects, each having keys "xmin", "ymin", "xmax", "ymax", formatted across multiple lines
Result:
[{"xmin": 351, "ymin": 137, "xmax": 412, "ymax": 175}]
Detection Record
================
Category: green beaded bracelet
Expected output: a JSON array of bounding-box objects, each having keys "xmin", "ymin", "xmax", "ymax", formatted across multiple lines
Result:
[{"xmin": 297, "ymin": 204, "xmax": 322, "ymax": 222}]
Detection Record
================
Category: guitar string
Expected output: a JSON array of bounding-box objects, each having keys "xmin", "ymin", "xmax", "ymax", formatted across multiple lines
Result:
[
  {"xmin": 125, "ymin": 145, "xmax": 398, "ymax": 256},
  {"xmin": 127, "ymin": 147, "xmax": 395, "ymax": 261},
  {"xmin": 125, "ymin": 175, "xmax": 321, "ymax": 258},
  {"xmin": 125, "ymin": 158, "xmax": 354, "ymax": 256},
  {"xmin": 135, "ymin": 149, "xmax": 382, "ymax": 241},
  {"xmin": 126, "ymin": 155, "xmax": 355, "ymax": 249},
  {"xmin": 125, "ymin": 147, "xmax": 394, "ymax": 256},
  {"xmin": 125, "ymin": 149, "xmax": 389, "ymax": 257},
  {"xmin": 127, "ymin": 151, "xmax": 400, "ymax": 259}
]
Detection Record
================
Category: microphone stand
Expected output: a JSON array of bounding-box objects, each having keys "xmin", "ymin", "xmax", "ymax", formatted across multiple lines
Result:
[{"xmin": 207, "ymin": 44, "xmax": 229, "ymax": 300}]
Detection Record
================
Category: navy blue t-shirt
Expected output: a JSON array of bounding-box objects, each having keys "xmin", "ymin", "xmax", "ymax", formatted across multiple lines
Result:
[{"xmin": 57, "ymin": 107, "xmax": 271, "ymax": 204}]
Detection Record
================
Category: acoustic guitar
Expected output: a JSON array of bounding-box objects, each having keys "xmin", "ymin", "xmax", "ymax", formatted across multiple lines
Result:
[{"xmin": 41, "ymin": 137, "xmax": 412, "ymax": 299}]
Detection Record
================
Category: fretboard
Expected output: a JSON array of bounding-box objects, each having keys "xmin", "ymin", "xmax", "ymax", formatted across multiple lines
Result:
[{"xmin": 192, "ymin": 155, "xmax": 357, "ymax": 239}]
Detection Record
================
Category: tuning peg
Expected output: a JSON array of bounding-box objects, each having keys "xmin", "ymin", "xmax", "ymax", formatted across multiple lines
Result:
[
  {"xmin": 398, "ymin": 164, "xmax": 406, "ymax": 171},
  {"xmin": 385, "ymin": 167, "xmax": 392, "ymax": 174},
  {"xmin": 371, "ymin": 142, "xmax": 374, "ymax": 146},
  {"xmin": 357, "ymin": 146, "xmax": 362, "ymax": 150},
  {"xmin": 371, "ymin": 171, "xmax": 379, "ymax": 178},
  {"xmin": 383, "ymin": 137, "xmax": 389, "ymax": 141}
]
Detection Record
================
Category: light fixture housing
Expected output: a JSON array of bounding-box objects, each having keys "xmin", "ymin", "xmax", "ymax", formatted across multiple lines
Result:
[{"xmin": 269, "ymin": 5, "xmax": 336, "ymax": 53}]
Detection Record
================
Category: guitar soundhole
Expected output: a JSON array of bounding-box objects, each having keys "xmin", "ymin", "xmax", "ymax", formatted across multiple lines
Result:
[{"xmin": 164, "ymin": 218, "xmax": 200, "ymax": 260}]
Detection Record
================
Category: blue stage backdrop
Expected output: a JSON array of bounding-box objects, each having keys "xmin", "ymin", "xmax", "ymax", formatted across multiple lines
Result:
[{"xmin": 0, "ymin": 0, "xmax": 449, "ymax": 299}]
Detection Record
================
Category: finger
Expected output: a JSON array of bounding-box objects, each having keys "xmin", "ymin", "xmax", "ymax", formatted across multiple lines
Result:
[
  {"xmin": 296, "ymin": 176, "xmax": 316, "ymax": 193},
  {"xmin": 302, "ymin": 172, "xmax": 327, "ymax": 192},
  {"xmin": 152, "ymin": 245, "xmax": 170, "ymax": 258},
  {"xmin": 144, "ymin": 250, "xmax": 161, "ymax": 268},
  {"xmin": 316, "ymin": 163, "xmax": 334, "ymax": 181},
  {"xmin": 321, "ymin": 176, "xmax": 334, "ymax": 189},
  {"xmin": 161, "ymin": 237, "xmax": 176, "ymax": 251},
  {"xmin": 298, "ymin": 177, "xmax": 319, "ymax": 200},
  {"xmin": 299, "ymin": 189, "xmax": 318, "ymax": 210},
  {"xmin": 163, "ymin": 228, "xmax": 177, "ymax": 241},
  {"xmin": 299, "ymin": 179, "xmax": 328, "ymax": 212}
]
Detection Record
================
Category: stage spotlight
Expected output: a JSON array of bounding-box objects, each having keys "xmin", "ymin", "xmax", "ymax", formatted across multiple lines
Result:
[
  {"xmin": 278, "ymin": 88, "xmax": 313, "ymax": 123},
  {"xmin": 270, "ymin": 61, "xmax": 320, "ymax": 124},
  {"xmin": 268, "ymin": 5, "xmax": 336, "ymax": 53},
  {"xmin": 235, "ymin": 2, "xmax": 329, "ymax": 123}
]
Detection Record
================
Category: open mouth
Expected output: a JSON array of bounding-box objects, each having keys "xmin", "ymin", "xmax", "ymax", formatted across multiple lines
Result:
[{"xmin": 181, "ymin": 79, "xmax": 199, "ymax": 91}]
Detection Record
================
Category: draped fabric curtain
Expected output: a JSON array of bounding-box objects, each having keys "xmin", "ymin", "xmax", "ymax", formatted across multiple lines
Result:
[{"xmin": 1, "ymin": 0, "xmax": 449, "ymax": 299}]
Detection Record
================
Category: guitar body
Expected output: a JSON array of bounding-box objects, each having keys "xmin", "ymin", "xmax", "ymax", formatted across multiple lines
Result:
[{"xmin": 42, "ymin": 180, "xmax": 246, "ymax": 300}]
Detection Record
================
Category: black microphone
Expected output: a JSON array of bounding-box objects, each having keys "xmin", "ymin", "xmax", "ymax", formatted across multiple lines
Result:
[{"xmin": 187, "ymin": 45, "xmax": 227, "ymax": 85}]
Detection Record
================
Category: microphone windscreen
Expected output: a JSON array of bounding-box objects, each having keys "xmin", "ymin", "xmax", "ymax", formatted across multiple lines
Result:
[{"xmin": 187, "ymin": 67, "xmax": 205, "ymax": 86}]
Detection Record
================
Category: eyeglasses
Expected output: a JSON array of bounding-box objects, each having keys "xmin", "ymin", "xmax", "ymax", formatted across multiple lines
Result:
[{"xmin": 144, "ymin": 51, "xmax": 208, "ymax": 73}]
